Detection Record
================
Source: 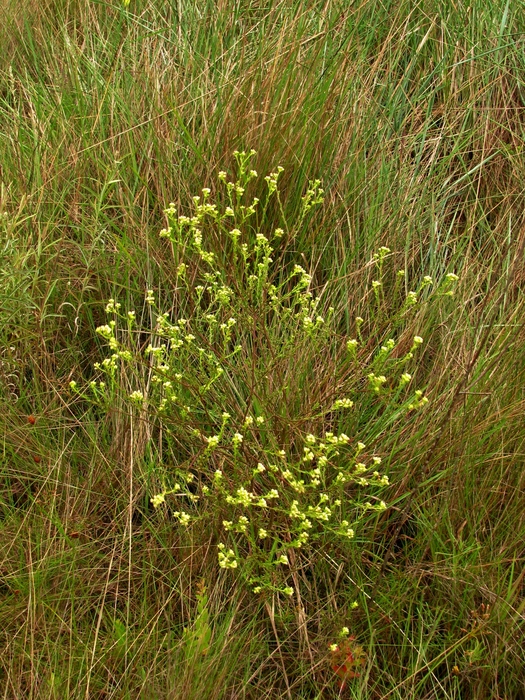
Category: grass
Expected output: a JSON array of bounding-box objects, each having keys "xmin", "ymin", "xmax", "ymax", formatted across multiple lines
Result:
[{"xmin": 1, "ymin": 0, "xmax": 525, "ymax": 697}]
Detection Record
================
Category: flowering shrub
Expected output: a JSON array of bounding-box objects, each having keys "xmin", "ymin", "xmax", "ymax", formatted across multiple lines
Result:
[{"xmin": 70, "ymin": 150, "xmax": 458, "ymax": 597}]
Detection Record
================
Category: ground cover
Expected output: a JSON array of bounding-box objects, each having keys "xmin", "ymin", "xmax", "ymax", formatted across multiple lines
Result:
[{"xmin": 1, "ymin": 1, "xmax": 524, "ymax": 697}]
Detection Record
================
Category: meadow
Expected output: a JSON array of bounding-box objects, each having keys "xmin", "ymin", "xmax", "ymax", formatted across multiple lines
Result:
[{"xmin": 0, "ymin": 0, "xmax": 524, "ymax": 698}]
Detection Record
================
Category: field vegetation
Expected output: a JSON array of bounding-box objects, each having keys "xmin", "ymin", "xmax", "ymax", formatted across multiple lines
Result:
[{"xmin": 0, "ymin": 0, "xmax": 524, "ymax": 698}]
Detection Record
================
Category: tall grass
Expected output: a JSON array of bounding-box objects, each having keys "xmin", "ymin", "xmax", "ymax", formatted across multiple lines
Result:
[{"xmin": 1, "ymin": 0, "xmax": 524, "ymax": 697}]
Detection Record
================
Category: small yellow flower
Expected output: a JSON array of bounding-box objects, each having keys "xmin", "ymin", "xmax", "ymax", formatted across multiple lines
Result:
[{"xmin": 151, "ymin": 493, "xmax": 165, "ymax": 508}]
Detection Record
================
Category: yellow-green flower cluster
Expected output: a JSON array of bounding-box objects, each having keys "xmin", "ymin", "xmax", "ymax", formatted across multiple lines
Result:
[{"xmin": 218, "ymin": 543, "xmax": 238, "ymax": 569}]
